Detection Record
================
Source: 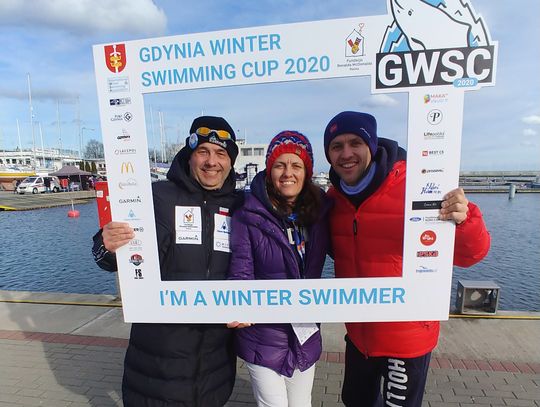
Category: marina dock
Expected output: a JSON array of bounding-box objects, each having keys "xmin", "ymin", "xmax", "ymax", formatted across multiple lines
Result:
[
  {"xmin": 0, "ymin": 290, "xmax": 539, "ymax": 406},
  {"xmin": 0, "ymin": 191, "xmax": 95, "ymax": 211}
]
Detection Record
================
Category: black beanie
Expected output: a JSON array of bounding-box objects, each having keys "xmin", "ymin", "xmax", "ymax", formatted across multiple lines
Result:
[{"xmin": 185, "ymin": 116, "xmax": 239, "ymax": 165}]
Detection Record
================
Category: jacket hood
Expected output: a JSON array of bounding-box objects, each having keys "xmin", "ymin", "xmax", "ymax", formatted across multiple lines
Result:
[
  {"xmin": 249, "ymin": 171, "xmax": 278, "ymax": 217},
  {"xmin": 166, "ymin": 145, "xmax": 236, "ymax": 196}
]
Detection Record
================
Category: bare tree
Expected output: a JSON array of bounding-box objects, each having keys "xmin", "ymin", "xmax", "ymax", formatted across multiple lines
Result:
[{"xmin": 84, "ymin": 139, "xmax": 104, "ymax": 159}]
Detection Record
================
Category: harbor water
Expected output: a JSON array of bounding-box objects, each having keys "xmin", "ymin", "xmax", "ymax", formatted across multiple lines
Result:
[{"xmin": 0, "ymin": 193, "xmax": 539, "ymax": 311}]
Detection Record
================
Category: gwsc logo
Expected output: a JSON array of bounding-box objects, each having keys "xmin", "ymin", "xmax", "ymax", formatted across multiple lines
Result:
[{"xmin": 375, "ymin": 0, "xmax": 495, "ymax": 89}]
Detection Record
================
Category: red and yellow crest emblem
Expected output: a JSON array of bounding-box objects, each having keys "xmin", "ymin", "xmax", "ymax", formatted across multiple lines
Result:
[{"xmin": 104, "ymin": 44, "xmax": 126, "ymax": 73}]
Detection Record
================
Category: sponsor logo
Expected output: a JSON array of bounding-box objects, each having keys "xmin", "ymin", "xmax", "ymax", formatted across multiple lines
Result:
[
  {"xmin": 107, "ymin": 76, "xmax": 130, "ymax": 93},
  {"xmin": 376, "ymin": 46, "xmax": 495, "ymax": 89},
  {"xmin": 177, "ymin": 235, "xmax": 200, "ymax": 241},
  {"xmin": 110, "ymin": 112, "xmax": 133, "ymax": 122},
  {"xmin": 416, "ymin": 266, "xmax": 437, "ymax": 273},
  {"xmin": 420, "ymin": 230, "xmax": 437, "ymax": 246},
  {"xmin": 129, "ymin": 238, "xmax": 143, "ymax": 251},
  {"xmin": 183, "ymin": 209, "xmax": 195, "ymax": 224},
  {"xmin": 422, "ymin": 150, "xmax": 444, "ymax": 157},
  {"xmin": 375, "ymin": 2, "xmax": 494, "ymax": 90},
  {"xmin": 119, "ymin": 196, "xmax": 142, "ymax": 204},
  {"xmin": 104, "ymin": 44, "xmax": 127, "ymax": 73},
  {"xmin": 424, "ymin": 131, "xmax": 445, "ymax": 140},
  {"xmin": 133, "ymin": 226, "xmax": 144, "ymax": 232},
  {"xmin": 412, "ymin": 200, "xmax": 443, "ymax": 210},
  {"xmin": 118, "ymin": 178, "xmax": 137, "ymax": 189},
  {"xmin": 424, "ymin": 215, "xmax": 442, "ymax": 223},
  {"xmin": 346, "ymin": 24, "xmax": 365, "ymax": 57},
  {"xmin": 134, "ymin": 268, "xmax": 144, "ymax": 279},
  {"xmin": 417, "ymin": 250, "xmax": 439, "ymax": 257},
  {"xmin": 409, "ymin": 216, "xmax": 422, "ymax": 222},
  {"xmin": 114, "ymin": 148, "xmax": 136, "ymax": 155},
  {"xmin": 208, "ymin": 135, "xmax": 227, "ymax": 148},
  {"xmin": 129, "ymin": 253, "xmax": 143, "ymax": 266},
  {"xmin": 424, "ymin": 93, "xmax": 449, "ymax": 104},
  {"xmin": 109, "ymin": 97, "xmax": 131, "ymax": 106},
  {"xmin": 422, "ymin": 168, "xmax": 444, "ymax": 174},
  {"xmin": 126, "ymin": 209, "xmax": 141, "ymax": 221},
  {"xmin": 116, "ymin": 129, "xmax": 131, "ymax": 141},
  {"xmin": 427, "ymin": 109, "xmax": 443, "ymax": 125},
  {"xmin": 421, "ymin": 182, "xmax": 442, "ymax": 195},
  {"xmin": 120, "ymin": 162, "xmax": 134, "ymax": 174}
]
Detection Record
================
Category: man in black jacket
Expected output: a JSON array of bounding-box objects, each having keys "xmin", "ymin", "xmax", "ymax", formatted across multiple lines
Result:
[{"xmin": 92, "ymin": 116, "xmax": 240, "ymax": 406}]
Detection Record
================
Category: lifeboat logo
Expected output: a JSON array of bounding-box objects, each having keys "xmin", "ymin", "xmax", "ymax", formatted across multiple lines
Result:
[{"xmin": 104, "ymin": 44, "xmax": 127, "ymax": 73}]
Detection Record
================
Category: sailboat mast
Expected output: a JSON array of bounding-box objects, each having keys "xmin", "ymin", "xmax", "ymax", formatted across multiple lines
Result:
[{"xmin": 27, "ymin": 73, "xmax": 36, "ymax": 169}]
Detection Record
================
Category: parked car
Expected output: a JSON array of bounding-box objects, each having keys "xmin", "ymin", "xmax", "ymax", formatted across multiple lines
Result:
[{"xmin": 16, "ymin": 176, "xmax": 61, "ymax": 194}]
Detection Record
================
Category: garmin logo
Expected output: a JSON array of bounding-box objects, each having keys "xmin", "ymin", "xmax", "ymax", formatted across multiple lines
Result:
[
  {"xmin": 119, "ymin": 197, "xmax": 142, "ymax": 204},
  {"xmin": 177, "ymin": 235, "xmax": 199, "ymax": 241}
]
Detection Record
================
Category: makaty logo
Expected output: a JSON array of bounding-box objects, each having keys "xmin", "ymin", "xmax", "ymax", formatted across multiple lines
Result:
[
  {"xmin": 121, "ymin": 162, "xmax": 134, "ymax": 174},
  {"xmin": 376, "ymin": 0, "xmax": 495, "ymax": 89},
  {"xmin": 104, "ymin": 44, "xmax": 127, "ymax": 74},
  {"xmin": 420, "ymin": 230, "xmax": 437, "ymax": 246}
]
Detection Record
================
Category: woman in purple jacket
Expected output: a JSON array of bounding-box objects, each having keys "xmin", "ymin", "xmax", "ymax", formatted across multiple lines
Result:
[{"xmin": 228, "ymin": 131, "xmax": 331, "ymax": 406}]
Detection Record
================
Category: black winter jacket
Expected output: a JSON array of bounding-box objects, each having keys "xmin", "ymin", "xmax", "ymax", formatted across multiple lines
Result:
[{"xmin": 92, "ymin": 146, "xmax": 239, "ymax": 406}]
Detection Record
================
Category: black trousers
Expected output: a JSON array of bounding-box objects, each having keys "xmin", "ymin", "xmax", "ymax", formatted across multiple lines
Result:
[{"xmin": 342, "ymin": 336, "xmax": 431, "ymax": 407}]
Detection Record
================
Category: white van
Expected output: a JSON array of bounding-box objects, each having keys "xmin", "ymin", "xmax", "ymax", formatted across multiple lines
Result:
[{"xmin": 16, "ymin": 176, "xmax": 61, "ymax": 194}]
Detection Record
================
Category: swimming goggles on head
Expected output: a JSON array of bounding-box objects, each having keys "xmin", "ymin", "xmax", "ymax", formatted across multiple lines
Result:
[{"xmin": 193, "ymin": 127, "xmax": 233, "ymax": 140}]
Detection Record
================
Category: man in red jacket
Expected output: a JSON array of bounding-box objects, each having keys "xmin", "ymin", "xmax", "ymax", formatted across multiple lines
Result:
[{"xmin": 324, "ymin": 111, "xmax": 490, "ymax": 407}]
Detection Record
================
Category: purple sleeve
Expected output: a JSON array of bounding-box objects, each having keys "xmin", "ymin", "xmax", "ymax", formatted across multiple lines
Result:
[{"xmin": 228, "ymin": 212, "xmax": 255, "ymax": 280}]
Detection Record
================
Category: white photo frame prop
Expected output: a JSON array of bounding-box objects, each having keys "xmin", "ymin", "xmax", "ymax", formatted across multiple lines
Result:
[{"xmin": 93, "ymin": 0, "xmax": 497, "ymax": 323}]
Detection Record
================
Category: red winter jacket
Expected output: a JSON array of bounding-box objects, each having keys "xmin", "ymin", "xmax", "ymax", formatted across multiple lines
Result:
[{"xmin": 328, "ymin": 160, "xmax": 491, "ymax": 358}]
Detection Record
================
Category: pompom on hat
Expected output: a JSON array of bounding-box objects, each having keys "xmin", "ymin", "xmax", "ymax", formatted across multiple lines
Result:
[
  {"xmin": 323, "ymin": 111, "xmax": 378, "ymax": 161},
  {"xmin": 265, "ymin": 131, "xmax": 314, "ymax": 179},
  {"xmin": 185, "ymin": 116, "xmax": 239, "ymax": 165}
]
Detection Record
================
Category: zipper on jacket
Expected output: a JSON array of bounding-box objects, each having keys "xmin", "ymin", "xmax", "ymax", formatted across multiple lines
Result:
[
  {"xmin": 353, "ymin": 219, "xmax": 357, "ymax": 236},
  {"xmin": 203, "ymin": 199, "xmax": 213, "ymax": 280}
]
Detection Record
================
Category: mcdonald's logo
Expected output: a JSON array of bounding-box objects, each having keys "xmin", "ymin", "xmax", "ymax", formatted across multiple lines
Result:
[{"xmin": 121, "ymin": 162, "xmax": 135, "ymax": 174}]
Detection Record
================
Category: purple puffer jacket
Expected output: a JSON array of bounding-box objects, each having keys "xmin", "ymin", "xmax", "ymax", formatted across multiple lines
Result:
[{"xmin": 228, "ymin": 171, "xmax": 331, "ymax": 377}]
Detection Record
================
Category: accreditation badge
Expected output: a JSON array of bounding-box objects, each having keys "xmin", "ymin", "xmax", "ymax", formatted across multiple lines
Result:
[
  {"xmin": 213, "ymin": 213, "xmax": 231, "ymax": 253},
  {"xmin": 175, "ymin": 206, "xmax": 202, "ymax": 245}
]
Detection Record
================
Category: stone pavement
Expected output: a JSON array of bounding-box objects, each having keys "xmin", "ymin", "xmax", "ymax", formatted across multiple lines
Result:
[{"xmin": 0, "ymin": 291, "xmax": 539, "ymax": 406}]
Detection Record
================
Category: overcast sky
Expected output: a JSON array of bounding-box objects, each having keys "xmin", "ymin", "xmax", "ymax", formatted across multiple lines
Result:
[{"xmin": 0, "ymin": 0, "xmax": 538, "ymax": 172}]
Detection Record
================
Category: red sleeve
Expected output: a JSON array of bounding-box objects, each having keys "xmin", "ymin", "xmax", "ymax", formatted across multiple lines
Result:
[{"xmin": 453, "ymin": 201, "xmax": 491, "ymax": 267}]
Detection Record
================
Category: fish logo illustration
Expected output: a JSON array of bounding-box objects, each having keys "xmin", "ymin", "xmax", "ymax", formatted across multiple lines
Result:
[
  {"xmin": 375, "ymin": 0, "xmax": 496, "ymax": 89},
  {"xmin": 104, "ymin": 44, "xmax": 127, "ymax": 73},
  {"xmin": 380, "ymin": 0, "xmax": 490, "ymax": 53}
]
